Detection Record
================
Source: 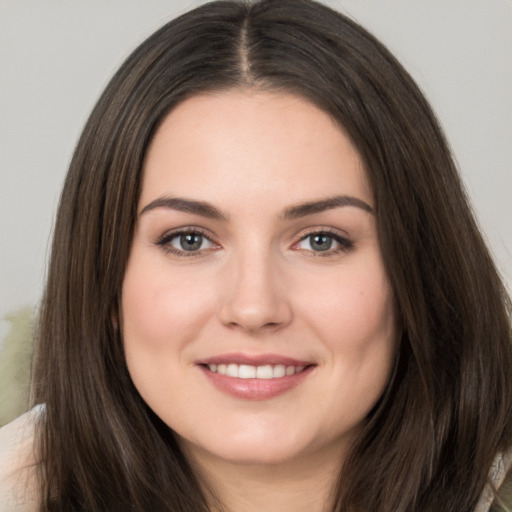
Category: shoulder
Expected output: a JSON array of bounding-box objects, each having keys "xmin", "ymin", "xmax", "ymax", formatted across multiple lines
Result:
[
  {"xmin": 0, "ymin": 406, "xmax": 43, "ymax": 512},
  {"xmin": 477, "ymin": 449, "xmax": 512, "ymax": 512},
  {"xmin": 491, "ymin": 450, "xmax": 512, "ymax": 512}
]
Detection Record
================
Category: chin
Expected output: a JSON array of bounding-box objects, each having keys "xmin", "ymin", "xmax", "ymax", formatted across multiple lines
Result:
[{"xmin": 178, "ymin": 425, "xmax": 349, "ymax": 469}]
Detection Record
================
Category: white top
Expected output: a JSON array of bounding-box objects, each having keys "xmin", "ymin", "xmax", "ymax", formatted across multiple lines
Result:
[
  {"xmin": 0, "ymin": 406, "xmax": 510, "ymax": 511},
  {"xmin": 0, "ymin": 407, "xmax": 42, "ymax": 512}
]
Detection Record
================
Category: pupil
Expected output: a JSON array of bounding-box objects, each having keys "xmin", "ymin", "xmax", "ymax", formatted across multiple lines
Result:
[
  {"xmin": 311, "ymin": 234, "xmax": 332, "ymax": 251},
  {"xmin": 181, "ymin": 233, "xmax": 202, "ymax": 251}
]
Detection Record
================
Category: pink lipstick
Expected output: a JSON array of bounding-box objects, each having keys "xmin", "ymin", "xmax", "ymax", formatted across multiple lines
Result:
[{"xmin": 196, "ymin": 353, "xmax": 315, "ymax": 400}]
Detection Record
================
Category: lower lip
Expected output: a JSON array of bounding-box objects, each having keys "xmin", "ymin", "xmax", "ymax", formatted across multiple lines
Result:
[{"xmin": 199, "ymin": 365, "xmax": 314, "ymax": 401}]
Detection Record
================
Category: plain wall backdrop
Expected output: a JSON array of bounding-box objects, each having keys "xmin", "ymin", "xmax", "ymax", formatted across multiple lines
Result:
[{"xmin": 1, "ymin": 0, "xmax": 511, "ymax": 348}]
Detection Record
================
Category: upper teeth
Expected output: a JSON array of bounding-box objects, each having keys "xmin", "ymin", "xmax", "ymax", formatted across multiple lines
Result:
[{"xmin": 208, "ymin": 363, "xmax": 305, "ymax": 379}]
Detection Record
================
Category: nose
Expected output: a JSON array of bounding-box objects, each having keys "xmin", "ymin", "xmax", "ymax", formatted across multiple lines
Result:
[{"xmin": 218, "ymin": 249, "xmax": 293, "ymax": 334}]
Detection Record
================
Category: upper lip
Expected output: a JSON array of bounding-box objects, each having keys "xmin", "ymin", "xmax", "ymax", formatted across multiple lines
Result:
[{"xmin": 196, "ymin": 352, "xmax": 314, "ymax": 367}]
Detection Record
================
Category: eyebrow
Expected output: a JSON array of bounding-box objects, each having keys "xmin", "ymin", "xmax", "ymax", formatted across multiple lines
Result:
[
  {"xmin": 140, "ymin": 196, "xmax": 227, "ymax": 220},
  {"xmin": 139, "ymin": 194, "xmax": 374, "ymax": 220},
  {"xmin": 282, "ymin": 195, "xmax": 375, "ymax": 219}
]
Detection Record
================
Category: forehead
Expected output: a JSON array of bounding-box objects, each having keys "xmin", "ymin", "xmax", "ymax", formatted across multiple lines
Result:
[{"xmin": 140, "ymin": 90, "xmax": 372, "ymax": 211}]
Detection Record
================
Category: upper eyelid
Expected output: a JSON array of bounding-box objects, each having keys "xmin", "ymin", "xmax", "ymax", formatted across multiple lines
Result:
[
  {"xmin": 294, "ymin": 226, "xmax": 351, "ymax": 241},
  {"xmin": 157, "ymin": 226, "xmax": 217, "ymax": 243}
]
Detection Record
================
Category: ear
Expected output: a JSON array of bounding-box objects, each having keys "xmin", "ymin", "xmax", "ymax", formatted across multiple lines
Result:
[
  {"xmin": 112, "ymin": 314, "xmax": 119, "ymax": 331},
  {"xmin": 111, "ymin": 301, "xmax": 120, "ymax": 331}
]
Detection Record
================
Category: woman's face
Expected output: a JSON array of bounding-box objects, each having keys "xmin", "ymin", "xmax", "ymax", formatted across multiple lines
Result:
[{"xmin": 122, "ymin": 90, "xmax": 396, "ymax": 467}]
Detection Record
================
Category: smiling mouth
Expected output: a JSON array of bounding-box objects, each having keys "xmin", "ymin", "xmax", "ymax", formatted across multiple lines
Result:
[
  {"xmin": 205, "ymin": 363, "xmax": 307, "ymax": 379},
  {"xmin": 197, "ymin": 356, "xmax": 316, "ymax": 400}
]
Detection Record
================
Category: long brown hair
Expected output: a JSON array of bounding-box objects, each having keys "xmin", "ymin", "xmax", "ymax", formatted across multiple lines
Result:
[{"xmin": 31, "ymin": 1, "xmax": 512, "ymax": 510}]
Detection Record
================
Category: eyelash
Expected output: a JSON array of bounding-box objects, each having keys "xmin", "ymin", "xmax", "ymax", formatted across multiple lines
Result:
[
  {"xmin": 155, "ymin": 227, "xmax": 354, "ymax": 258},
  {"xmin": 156, "ymin": 227, "xmax": 219, "ymax": 257},
  {"xmin": 293, "ymin": 228, "xmax": 354, "ymax": 257}
]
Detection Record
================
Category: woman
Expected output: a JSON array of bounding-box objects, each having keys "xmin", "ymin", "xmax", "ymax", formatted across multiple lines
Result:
[{"xmin": 1, "ymin": 0, "xmax": 511, "ymax": 510}]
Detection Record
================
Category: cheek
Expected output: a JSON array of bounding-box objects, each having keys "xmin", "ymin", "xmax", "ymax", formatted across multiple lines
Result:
[
  {"xmin": 303, "ymin": 262, "xmax": 395, "ymax": 351},
  {"xmin": 120, "ymin": 255, "xmax": 219, "ymax": 411},
  {"xmin": 121, "ymin": 258, "xmax": 215, "ymax": 348},
  {"xmin": 302, "ymin": 261, "xmax": 396, "ymax": 425}
]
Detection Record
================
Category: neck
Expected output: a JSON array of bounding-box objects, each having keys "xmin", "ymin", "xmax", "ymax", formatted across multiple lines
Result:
[{"xmin": 184, "ymin": 443, "xmax": 344, "ymax": 512}]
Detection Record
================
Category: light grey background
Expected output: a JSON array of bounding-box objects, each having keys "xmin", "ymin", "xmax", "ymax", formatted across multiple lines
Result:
[{"xmin": 1, "ymin": 0, "xmax": 511, "ymax": 347}]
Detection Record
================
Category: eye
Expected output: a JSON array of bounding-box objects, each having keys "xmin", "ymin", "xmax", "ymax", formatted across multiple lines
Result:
[
  {"xmin": 172, "ymin": 233, "xmax": 211, "ymax": 252},
  {"xmin": 294, "ymin": 231, "xmax": 353, "ymax": 255},
  {"xmin": 157, "ymin": 229, "xmax": 218, "ymax": 256},
  {"xmin": 301, "ymin": 233, "xmax": 334, "ymax": 252}
]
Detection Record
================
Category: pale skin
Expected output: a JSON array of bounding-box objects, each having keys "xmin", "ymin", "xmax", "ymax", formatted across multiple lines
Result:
[{"xmin": 121, "ymin": 90, "xmax": 397, "ymax": 511}]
